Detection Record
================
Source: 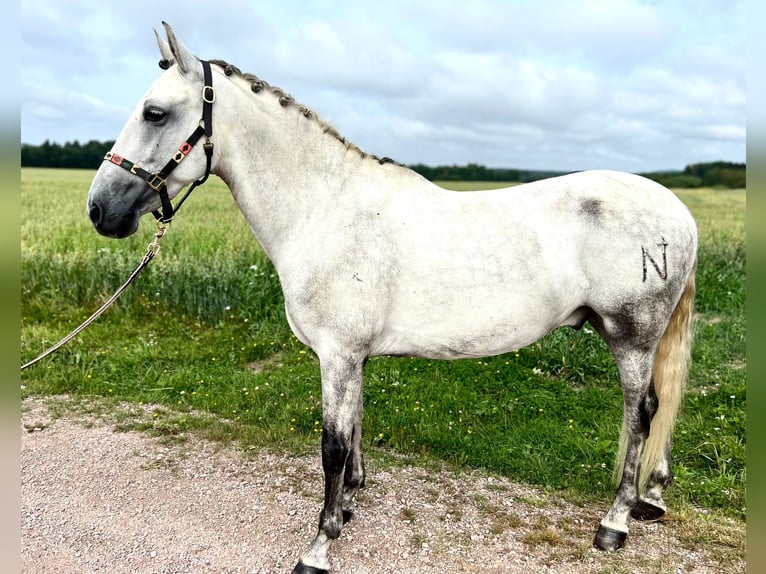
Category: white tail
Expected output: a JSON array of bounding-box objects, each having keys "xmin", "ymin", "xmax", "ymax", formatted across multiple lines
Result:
[{"xmin": 614, "ymin": 263, "xmax": 696, "ymax": 489}]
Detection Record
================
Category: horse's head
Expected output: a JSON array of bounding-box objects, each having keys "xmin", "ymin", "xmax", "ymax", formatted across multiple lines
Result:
[{"xmin": 87, "ymin": 23, "xmax": 215, "ymax": 238}]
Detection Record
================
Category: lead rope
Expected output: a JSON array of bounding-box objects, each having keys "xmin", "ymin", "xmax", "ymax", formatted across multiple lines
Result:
[
  {"xmin": 21, "ymin": 224, "xmax": 168, "ymax": 371},
  {"xmin": 22, "ymin": 59, "xmax": 215, "ymax": 371},
  {"xmin": 22, "ymin": 127, "xmax": 213, "ymax": 372}
]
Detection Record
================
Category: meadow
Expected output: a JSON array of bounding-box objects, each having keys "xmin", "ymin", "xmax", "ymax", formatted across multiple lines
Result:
[{"xmin": 21, "ymin": 168, "xmax": 745, "ymax": 524}]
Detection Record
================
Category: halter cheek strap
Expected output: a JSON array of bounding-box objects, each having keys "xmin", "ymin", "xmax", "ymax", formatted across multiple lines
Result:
[{"xmin": 103, "ymin": 59, "xmax": 215, "ymax": 223}]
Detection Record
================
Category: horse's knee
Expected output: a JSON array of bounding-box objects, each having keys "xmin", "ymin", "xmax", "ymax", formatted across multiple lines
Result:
[{"xmin": 322, "ymin": 425, "xmax": 350, "ymax": 474}]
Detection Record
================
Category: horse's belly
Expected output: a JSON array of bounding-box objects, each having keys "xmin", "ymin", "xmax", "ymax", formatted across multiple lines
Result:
[
  {"xmin": 371, "ymin": 244, "xmax": 586, "ymax": 359},
  {"xmin": 372, "ymin": 298, "xmax": 579, "ymax": 360},
  {"xmin": 371, "ymin": 328, "xmax": 542, "ymax": 360}
]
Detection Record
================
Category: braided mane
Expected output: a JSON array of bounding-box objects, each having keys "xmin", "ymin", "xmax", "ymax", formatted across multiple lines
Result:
[{"xmin": 206, "ymin": 58, "xmax": 398, "ymax": 166}]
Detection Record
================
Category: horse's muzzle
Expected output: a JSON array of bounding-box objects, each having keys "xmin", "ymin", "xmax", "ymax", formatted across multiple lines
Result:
[{"xmin": 87, "ymin": 197, "xmax": 140, "ymax": 239}]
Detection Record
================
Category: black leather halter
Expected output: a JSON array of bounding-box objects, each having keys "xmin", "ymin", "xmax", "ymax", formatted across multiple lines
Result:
[{"xmin": 103, "ymin": 59, "xmax": 215, "ymax": 223}]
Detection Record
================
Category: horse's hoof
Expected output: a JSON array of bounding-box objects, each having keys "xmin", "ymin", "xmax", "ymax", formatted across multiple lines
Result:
[
  {"xmin": 630, "ymin": 499, "xmax": 666, "ymax": 521},
  {"xmin": 593, "ymin": 525, "xmax": 627, "ymax": 551},
  {"xmin": 342, "ymin": 509, "xmax": 354, "ymax": 524},
  {"xmin": 291, "ymin": 562, "xmax": 328, "ymax": 574}
]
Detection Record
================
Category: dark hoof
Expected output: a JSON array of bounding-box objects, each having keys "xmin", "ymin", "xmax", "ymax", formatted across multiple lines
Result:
[
  {"xmin": 630, "ymin": 500, "xmax": 666, "ymax": 521},
  {"xmin": 342, "ymin": 508, "xmax": 354, "ymax": 524},
  {"xmin": 593, "ymin": 525, "xmax": 627, "ymax": 551},
  {"xmin": 291, "ymin": 562, "xmax": 328, "ymax": 574}
]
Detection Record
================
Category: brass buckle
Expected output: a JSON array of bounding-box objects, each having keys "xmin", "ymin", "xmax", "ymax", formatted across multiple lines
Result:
[{"xmin": 147, "ymin": 173, "xmax": 166, "ymax": 191}]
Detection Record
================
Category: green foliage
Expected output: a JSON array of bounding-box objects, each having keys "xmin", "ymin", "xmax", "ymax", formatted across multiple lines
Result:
[
  {"xmin": 643, "ymin": 161, "xmax": 746, "ymax": 190},
  {"xmin": 411, "ymin": 162, "xmax": 520, "ymax": 182},
  {"xmin": 412, "ymin": 160, "xmax": 745, "ymax": 189},
  {"xmin": 21, "ymin": 169, "xmax": 745, "ymax": 519},
  {"xmin": 21, "ymin": 140, "xmax": 115, "ymax": 169},
  {"xmin": 684, "ymin": 161, "xmax": 747, "ymax": 188},
  {"xmin": 409, "ymin": 162, "xmax": 569, "ymax": 183},
  {"xmin": 643, "ymin": 173, "xmax": 703, "ymax": 189}
]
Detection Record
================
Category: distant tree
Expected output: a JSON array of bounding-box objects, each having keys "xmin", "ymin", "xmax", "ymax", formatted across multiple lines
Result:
[
  {"xmin": 21, "ymin": 140, "xmax": 114, "ymax": 168},
  {"xmin": 409, "ymin": 163, "xmax": 527, "ymax": 182},
  {"xmin": 682, "ymin": 161, "xmax": 746, "ymax": 188},
  {"xmin": 641, "ymin": 161, "xmax": 745, "ymax": 189},
  {"xmin": 641, "ymin": 173, "xmax": 703, "ymax": 188}
]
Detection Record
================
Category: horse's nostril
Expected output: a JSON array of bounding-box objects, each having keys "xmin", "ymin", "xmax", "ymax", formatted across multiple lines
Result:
[{"xmin": 88, "ymin": 202, "xmax": 101, "ymax": 225}]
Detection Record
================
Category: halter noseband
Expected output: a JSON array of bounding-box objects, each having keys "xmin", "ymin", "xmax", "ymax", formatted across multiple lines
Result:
[{"xmin": 103, "ymin": 59, "xmax": 215, "ymax": 223}]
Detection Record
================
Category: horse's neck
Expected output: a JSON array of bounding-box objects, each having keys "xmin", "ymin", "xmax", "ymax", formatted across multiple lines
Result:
[{"xmin": 215, "ymin": 95, "xmax": 372, "ymax": 262}]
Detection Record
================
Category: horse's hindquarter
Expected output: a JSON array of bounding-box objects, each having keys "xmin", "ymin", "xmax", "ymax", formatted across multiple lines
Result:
[{"xmin": 375, "ymin": 170, "xmax": 697, "ymax": 358}]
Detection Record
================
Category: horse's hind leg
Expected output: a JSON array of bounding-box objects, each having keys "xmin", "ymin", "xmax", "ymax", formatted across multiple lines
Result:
[
  {"xmin": 631, "ymin": 446, "xmax": 672, "ymax": 521},
  {"xmin": 595, "ymin": 266, "xmax": 694, "ymax": 550},
  {"xmin": 630, "ymin": 384, "xmax": 672, "ymax": 521},
  {"xmin": 594, "ymin": 345, "xmax": 655, "ymax": 551},
  {"xmin": 293, "ymin": 352, "xmax": 365, "ymax": 574}
]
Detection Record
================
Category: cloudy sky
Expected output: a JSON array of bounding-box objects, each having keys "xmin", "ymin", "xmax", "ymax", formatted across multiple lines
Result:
[{"xmin": 21, "ymin": 0, "xmax": 744, "ymax": 173}]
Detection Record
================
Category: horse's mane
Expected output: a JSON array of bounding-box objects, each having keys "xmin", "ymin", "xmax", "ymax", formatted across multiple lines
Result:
[{"xmin": 207, "ymin": 59, "xmax": 399, "ymax": 166}]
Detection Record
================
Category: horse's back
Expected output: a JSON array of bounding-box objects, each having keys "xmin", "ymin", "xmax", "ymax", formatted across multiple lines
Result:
[{"xmin": 371, "ymin": 170, "xmax": 696, "ymax": 358}]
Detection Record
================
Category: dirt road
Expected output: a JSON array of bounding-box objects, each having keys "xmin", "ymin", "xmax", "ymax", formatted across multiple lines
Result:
[{"xmin": 21, "ymin": 397, "xmax": 744, "ymax": 573}]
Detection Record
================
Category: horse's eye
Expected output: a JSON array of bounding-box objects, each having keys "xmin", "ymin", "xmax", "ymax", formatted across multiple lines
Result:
[{"xmin": 143, "ymin": 108, "xmax": 168, "ymax": 124}]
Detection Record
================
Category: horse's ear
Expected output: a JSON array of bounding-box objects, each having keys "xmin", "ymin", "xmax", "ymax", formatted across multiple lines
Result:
[
  {"xmin": 160, "ymin": 21, "xmax": 199, "ymax": 77},
  {"xmin": 155, "ymin": 28, "xmax": 174, "ymax": 66}
]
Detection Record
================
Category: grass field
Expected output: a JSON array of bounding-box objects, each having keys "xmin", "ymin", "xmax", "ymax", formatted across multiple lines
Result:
[{"xmin": 21, "ymin": 168, "xmax": 745, "ymax": 523}]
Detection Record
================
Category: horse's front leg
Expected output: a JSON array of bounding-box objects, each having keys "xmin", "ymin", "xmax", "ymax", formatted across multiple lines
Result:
[
  {"xmin": 342, "ymin": 390, "xmax": 365, "ymax": 523},
  {"xmin": 293, "ymin": 353, "xmax": 365, "ymax": 574}
]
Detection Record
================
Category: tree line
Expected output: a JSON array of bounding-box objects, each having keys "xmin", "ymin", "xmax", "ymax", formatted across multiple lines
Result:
[
  {"xmin": 409, "ymin": 160, "xmax": 746, "ymax": 189},
  {"xmin": 21, "ymin": 140, "xmax": 745, "ymax": 189},
  {"xmin": 646, "ymin": 161, "xmax": 746, "ymax": 189},
  {"xmin": 21, "ymin": 140, "xmax": 115, "ymax": 170}
]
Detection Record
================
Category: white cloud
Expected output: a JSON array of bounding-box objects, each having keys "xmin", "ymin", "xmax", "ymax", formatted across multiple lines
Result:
[{"xmin": 20, "ymin": 0, "xmax": 745, "ymax": 172}]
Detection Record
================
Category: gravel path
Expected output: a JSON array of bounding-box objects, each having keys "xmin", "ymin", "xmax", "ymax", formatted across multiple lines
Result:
[{"xmin": 21, "ymin": 397, "xmax": 744, "ymax": 573}]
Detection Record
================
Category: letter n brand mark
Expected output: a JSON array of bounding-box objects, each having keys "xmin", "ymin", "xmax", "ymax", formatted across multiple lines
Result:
[{"xmin": 642, "ymin": 238, "xmax": 668, "ymax": 282}]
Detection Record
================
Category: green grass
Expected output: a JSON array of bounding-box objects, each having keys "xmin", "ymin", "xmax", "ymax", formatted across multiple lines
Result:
[
  {"xmin": 21, "ymin": 168, "xmax": 745, "ymax": 521},
  {"xmin": 434, "ymin": 180, "xmax": 520, "ymax": 191}
]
